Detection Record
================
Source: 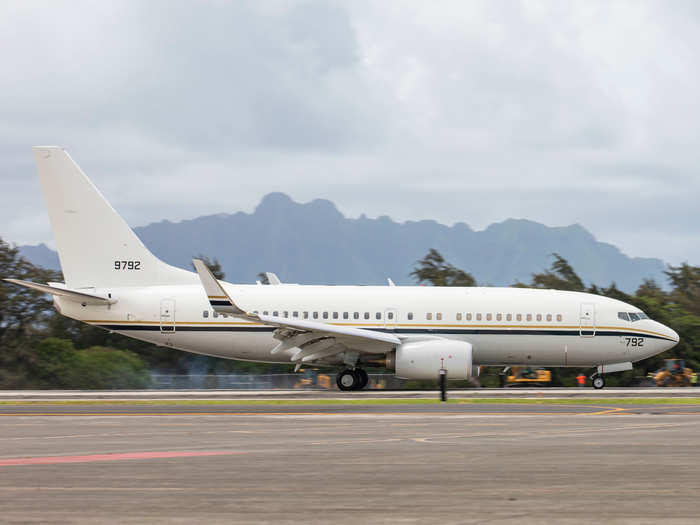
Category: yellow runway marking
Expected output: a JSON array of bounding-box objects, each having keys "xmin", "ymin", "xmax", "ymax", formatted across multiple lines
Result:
[{"xmin": 584, "ymin": 406, "xmax": 630, "ymax": 415}]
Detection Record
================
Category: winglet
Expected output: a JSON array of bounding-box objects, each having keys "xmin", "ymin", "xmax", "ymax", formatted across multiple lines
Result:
[
  {"xmin": 265, "ymin": 272, "xmax": 281, "ymax": 285},
  {"xmin": 192, "ymin": 259, "xmax": 246, "ymax": 315}
]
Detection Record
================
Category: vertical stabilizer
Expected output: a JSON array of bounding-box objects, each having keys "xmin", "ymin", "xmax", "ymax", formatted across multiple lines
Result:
[{"xmin": 33, "ymin": 147, "xmax": 196, "ymax": 288}]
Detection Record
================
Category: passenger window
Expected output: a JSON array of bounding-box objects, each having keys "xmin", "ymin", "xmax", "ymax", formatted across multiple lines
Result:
[
  {"xmin": 407, "ymin": 312, "xmax": 413, "ymax": 320},
  {"xmin": 456, "ymin": 313, "xmax": 462, "ymax": 321},
  {"xmin": 284, "ymin": 311, "xmax": 289, "ymax": 318},
  {"xmin": 313, "ymin": 312, "xmax": 318, "ymax": 319},
  {"xmin": 303, "ymin": 312, "xmax": 308, "ymax": 319},
  {"xmin": 203, "ymin": 310, "xmax": 209, "ymax": 318},
  {"xmin": 516, "ymin": 314, "xmax": 522, "ymax": 321},
  {"xmin": 364, "ymin": 312, "xmax": 370, "ymax": 320},
  {"xmin": 426, "ymin": 313, "xmax": 433, "ymax": 320},
  {"xmin": 536, "ymin": 314, "xmax": 542, "ymax": 321},
  {"xmin": 526, "ymin": 314, "xmax": 532, "ymax": 322},
  {"xmin": 273, "ymin": 311, "xmax": 279, "ymax": 317},
  {"xmin": 436, "ymin": 313, "xmax": 442, "ymax": 321},
  {"xmin": 556, "ymin": 314, "xmax": 562, "ymax": 322},
  {"xmin": 263, "ymin": 311, "xmax": 269, "ymax": 316},
  {"xmin": 354, "ymin": 312, "xmax": 359, "ymax": 320},
  {"xmin": 506, "ymin": 314, "xmax": 512, "ymax": 321},
  {"xmin": 466, "ymin": 313, "xmax": 472, "ymax": 321},
  {"xmin": 486, "ymin": 313, "xmax": 492, "ymax": 321},
  {"xmin": 496, "ymin": 313, "xmax": 502, "ymax": 321},
  {"xmin": 388, "ymin": 312, "xmax": 394, "ymax": 320},
  {"xmin": 376, "ymin": 312, "xmax": 381, "ymax": 320},
  {"xmin": 323, "ymin": 312, "xmax": 329, "ymax": 319},
  {"xmin": 476, "ymin": 313, "xmax": 482, "ymax": 321},
  {"xmin": 292, "ymin": 311, "xmax": 299, "ymax": 318},
  {"xmin": 343, "ymin": 312, "xmax": 349, "ymax": 320},
  {"xmin": 546, "ymin": 314, "xmax": 552, "ymax": 322},
  {"xmin": 333, "ymin": 312, "xmax": 338, "ymax": 319}
]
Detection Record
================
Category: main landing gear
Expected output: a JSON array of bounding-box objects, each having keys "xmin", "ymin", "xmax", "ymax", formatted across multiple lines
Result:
[
  {"xmin": 336, "ymin": 368, "xmax": 369, "ymax": 391},
  {"xmin": 591, "ymin": 374, "xmax": 606, "ymax": 389}
]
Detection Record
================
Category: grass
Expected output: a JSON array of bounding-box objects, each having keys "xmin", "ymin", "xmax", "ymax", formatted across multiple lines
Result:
[{"xmin": 2, "ymin": 397, "xmax": 700, "ymax": 406}]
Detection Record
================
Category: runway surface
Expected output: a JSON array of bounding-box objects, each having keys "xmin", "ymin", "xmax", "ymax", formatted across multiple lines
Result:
[
  {"xmin": 3, "ymin": 387, "xmax": 700, "ymax": 399},
  {"xmin": 2, "ymin": 397, "xmax": 700, "ymax": 524}
]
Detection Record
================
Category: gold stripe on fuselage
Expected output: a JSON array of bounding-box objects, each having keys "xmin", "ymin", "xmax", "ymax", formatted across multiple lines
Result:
[{"xmin": 83, "ymin": 320, "xmax": 674, "ymax": 340}]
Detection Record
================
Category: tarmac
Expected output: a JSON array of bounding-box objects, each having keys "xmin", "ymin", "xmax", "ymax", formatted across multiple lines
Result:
[
  {"xmin": 2, "ymin": 387, "xmax": 700, "ymax": 399},
  {"xmin": 2, "ymin": 391, "xmax": 700, "ymax": 524}
]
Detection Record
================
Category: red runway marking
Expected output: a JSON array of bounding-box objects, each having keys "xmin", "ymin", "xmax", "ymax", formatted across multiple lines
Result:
[{"xmin": 0, "ymin": 450, "xmax": 245, "ymax": 467}]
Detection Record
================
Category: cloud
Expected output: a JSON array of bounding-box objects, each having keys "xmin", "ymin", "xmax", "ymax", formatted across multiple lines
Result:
[{"xmin": 1, "ymin": 0, "xmax": 698, "ymax": 265}]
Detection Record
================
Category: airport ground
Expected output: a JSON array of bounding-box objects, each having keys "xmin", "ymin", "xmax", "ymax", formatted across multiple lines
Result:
[{"xmin": 2, "ymin": 390, "xmax": 700, "ymax": 524}]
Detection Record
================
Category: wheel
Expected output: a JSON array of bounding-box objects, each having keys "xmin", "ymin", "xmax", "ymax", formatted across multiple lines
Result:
[
  {"xmin": 355, "ymin": 369, "xmax": 369, "ymax": 390},
  {"xmin": 592, "ymin": 376, "xmax": 605, "ymax": 389},
  {"xmin": 336, "ymin": 369, "xmax": 359, "ymax": 391}
]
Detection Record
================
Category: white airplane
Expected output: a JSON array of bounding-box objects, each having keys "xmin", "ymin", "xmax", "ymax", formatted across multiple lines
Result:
[{"xmin": 6, "ymin": 147, "xmax": 679, "ymax": 390}]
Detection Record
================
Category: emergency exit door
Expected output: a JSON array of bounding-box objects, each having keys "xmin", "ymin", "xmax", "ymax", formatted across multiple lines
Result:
[
  {"xmin": 160, "ymin": 299, "xmax": 176, "ymax": 333},
  {"xmin": 579, "ymin": 303, "xmax": 595, "ymax": 337}
]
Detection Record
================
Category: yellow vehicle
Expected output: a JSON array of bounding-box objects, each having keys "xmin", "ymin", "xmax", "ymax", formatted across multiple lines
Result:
[
  {"xmin": 294, "ymin": 369, "xmax": 333, "ymax": 389},
  {"xmin": 652, "ymin": 359, "xmax": 695, "ymax": 387},
  {"xmin": 505, "ymin": 367, "xmax": 551, "ymax": 387}
]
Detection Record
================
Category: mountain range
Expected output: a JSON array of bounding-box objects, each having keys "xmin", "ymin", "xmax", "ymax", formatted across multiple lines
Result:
[{"xmin": 18, "ymin": 192, "xmax": 667, "ymax": 292}]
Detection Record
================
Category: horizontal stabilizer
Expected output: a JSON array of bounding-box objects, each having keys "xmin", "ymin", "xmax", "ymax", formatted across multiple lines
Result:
[{"xmin": 4, "ymin": 279, "xmax": 116, "ymax": 305}]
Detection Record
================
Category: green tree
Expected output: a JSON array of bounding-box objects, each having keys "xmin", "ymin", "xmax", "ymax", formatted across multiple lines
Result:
[
  {"xmin": 523, "ymin": 253, "xmax": 585, "ymax": 291},
  {"xmin": 27, "ymin": 338, "xmax": 149, "ymax": 389},
  {"xmin": 666, "ymin": 263, "xmax": 700, "ymax": 316},
  {"xmin": 410, "ymin": 249, "xmax": 476, "ymax": 286},
  {"xmin": 0, "ymin": 238, "xmax": 61, "ymax": 344}
]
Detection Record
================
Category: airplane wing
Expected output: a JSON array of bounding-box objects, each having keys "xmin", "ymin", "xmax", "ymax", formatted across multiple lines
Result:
[
  {"xmin": 192, "ymin": 259, "xmax": 399, "ymax": 367},
  {"xmin": 3, "ymin": 279, "xmax": 116, "ymax": 305}
]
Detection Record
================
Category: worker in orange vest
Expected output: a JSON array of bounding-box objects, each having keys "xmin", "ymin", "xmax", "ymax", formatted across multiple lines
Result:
[{"xmin": 576, "ymin": 373, "xmax": 586, "ymax": 387}]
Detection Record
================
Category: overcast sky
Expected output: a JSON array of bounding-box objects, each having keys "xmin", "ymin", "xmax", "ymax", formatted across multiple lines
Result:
[{"xmin": 1, "ymin": 1, "xmax": 699, "ymax": 265}]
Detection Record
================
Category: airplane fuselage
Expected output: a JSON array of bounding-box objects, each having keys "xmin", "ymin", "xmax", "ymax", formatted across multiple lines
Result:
[{"xmin": 55, "ymin": 282, "xmax": 678, "ymax": 369}]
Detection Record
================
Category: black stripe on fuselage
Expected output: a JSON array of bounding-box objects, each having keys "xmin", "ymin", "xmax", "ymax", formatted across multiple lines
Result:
[
  {"xmin": 94, "ymin": 324, "xmax": 673, "ymax": 341},
  {"xmin": 209, "ymin": 300, "xmax": 231, "ymax": 307}
]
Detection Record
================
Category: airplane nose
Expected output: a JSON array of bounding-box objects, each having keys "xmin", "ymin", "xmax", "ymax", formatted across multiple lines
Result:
[
  {"xmin": 667, "ymin": 326, "xmax": 679, "ymax": 344},
  {"xmin": 660, "ymin": 323, "xmax": 679, "ymax": 349}
]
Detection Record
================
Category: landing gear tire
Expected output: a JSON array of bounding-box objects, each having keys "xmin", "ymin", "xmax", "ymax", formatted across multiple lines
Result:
[
  {"xmin": 592, "ymin": 376, "xmax": 606, "ymax": 389},
  {"xmin": 355, "ymin": 369, "xmax": 369, "ymax": 390},
  {"xmin": 337, "ymin": 369, "xmax": 359, "ymax": 391}
]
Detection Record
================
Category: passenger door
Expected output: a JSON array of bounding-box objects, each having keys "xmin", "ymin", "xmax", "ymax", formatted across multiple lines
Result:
[
  {"xmin": 579, "ymin": 303, "xmax": 595, "ymax": 337},
  {"xmin": 160, "ymin": 299, "xmax": 176, "ymax": 333}
]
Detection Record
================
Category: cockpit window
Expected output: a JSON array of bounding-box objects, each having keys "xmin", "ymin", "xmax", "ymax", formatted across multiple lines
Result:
[{"xmin": 620, "ymin": 311, "xmax": 648, "ymax": 322}]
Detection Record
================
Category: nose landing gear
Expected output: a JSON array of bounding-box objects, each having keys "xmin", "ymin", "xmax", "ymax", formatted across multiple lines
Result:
[{"xmin": 336, "ymin": 368, "xmax": 369, "ymax": 391}]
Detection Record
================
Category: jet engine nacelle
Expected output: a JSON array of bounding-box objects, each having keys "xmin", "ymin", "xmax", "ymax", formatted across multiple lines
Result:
[{"xmin": 395, "ymin": 339, "xmax": 473, "ymax": 380}]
